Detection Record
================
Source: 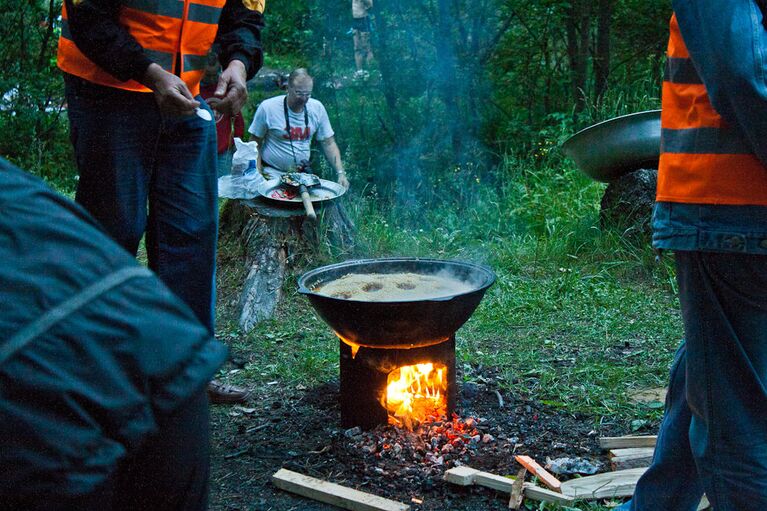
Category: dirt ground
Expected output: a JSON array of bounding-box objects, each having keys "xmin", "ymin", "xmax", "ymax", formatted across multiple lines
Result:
[{"xmin": 208, "ymin": 363, "xmax": 632, "ymax": 511}]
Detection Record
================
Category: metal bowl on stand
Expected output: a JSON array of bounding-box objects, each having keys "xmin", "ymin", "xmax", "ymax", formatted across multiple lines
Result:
[{"xmin": 561, "ymin": 110, "xmax": 661, "ymax": 182}]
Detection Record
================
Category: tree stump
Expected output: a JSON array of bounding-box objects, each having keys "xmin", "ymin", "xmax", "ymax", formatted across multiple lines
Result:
[
  {"xmin": 220, "ymin": 198, "xmax": 355, "ymax": 332},
  {"xmin": 599, "ymin": 168, "xmax": 657, "ymax": 239}
]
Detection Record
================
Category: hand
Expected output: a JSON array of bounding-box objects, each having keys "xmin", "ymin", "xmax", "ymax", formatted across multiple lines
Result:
[
  {"xmin": 143, "ymin": 63, "xmax": 199, "ymax": 117},
  {"xmin": 337, "ymin": 171, "xmax": 350, "ymax": 190},
  {"xmin": 212, "ymin": 60, "xmax": 248, "ymax": 116}
]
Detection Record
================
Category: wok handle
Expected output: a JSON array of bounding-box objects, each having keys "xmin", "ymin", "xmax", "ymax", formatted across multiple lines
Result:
[{"xmin": 299, "ymin": 184, "xmax": 317, "ymax": 221}]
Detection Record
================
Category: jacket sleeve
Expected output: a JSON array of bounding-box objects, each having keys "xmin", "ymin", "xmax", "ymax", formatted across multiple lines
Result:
[
  {"xmin": 63, "ymin": 0, "xmax": 153, "ymax": 83},
  {"xmin": 216, "ymin": 0, "xmax": 265, "ymax": 81},
  {"xmin": 233, "ymin": 111, "xmax": 245, "ymax": 138},
  {"xmin": 673, "ymin": 0, "xmax": 767, "ymax": 167}
]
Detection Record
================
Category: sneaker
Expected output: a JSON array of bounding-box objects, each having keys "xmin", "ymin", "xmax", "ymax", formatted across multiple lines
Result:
[{"xmin": 207, "ymin": 380, "xmax": 249, "ymax": 404}]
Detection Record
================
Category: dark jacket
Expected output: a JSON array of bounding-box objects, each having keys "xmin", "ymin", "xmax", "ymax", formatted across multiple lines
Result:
[{"xmin": 0, "ymin": 158, "xmax": 228, "ymax": 501}]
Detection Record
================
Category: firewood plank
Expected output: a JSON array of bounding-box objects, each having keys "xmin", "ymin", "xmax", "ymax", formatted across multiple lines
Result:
[
  {"xmin": 609, "ymin": 447, "xmax": 655, "ymax": 458},
  {"xmin": 560, "ymin": 467, "xmax": 646, "ymax": 499},
  {"xmin": 443, "ymin": 467, "xmax": 574, "ymax": 505},
  {"xmin": 508, "ymin": 468, "xmax": 526, "ymax": 509},
  {"xmin": 443, "ymin": 465, "xmax": 478, "ymax": 486},
  {"xmin": 609, "ymin": 447, "xmax": 655, "ymax": 471},
  {"xmin": 599, "ymin": 435, "xmax": 657, "ymax": 449},
  {"xmin": 514, "ymin": 455, "xmax": 563, "ymax": 493},
  {"xmin": 272, "ymin": 469, "xmax": 410, "ymax": 511}
]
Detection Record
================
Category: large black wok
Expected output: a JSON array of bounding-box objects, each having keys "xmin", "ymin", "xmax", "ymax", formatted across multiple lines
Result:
[{"xmin": 297, "ymin": 258, "xmax": 495, "ymax": 348}]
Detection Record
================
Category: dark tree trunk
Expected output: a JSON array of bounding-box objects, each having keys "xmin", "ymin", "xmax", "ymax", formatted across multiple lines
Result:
[
  {"xmin": 566, "ymin": 0, "xmax": 591, "ymax": 114},
  {"xmin": 368, "ymin": 4, "xmax": 405, "ymax": 189},
  {"xmin": 371, "ymin": 6, "xmax": 403, "ymax": 140},
  {"xmin": 436, "ymin": 0, "xmax": 463, "ymax": 162},
  {"xmin": 594, "ymin": 0, "xmax": 612, "ymax": 101}
]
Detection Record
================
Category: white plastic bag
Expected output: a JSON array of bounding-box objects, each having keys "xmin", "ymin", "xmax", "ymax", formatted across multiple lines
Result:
[
  {"xmin": 218, "ymin": 137, "xmax": 265, "ymax": 199},
  {"xmin": 231, "ymin": 137, "xmax": 259, "ymax": 176}
]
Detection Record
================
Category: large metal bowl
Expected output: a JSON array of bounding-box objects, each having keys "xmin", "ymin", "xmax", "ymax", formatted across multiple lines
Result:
[
  {"xmin": 561, "ymin": 110, "xmax": 661, "ymax": 182},
  {"xmin": 298, "ymin": 258, "xmax": 495, "ymax": 348}
]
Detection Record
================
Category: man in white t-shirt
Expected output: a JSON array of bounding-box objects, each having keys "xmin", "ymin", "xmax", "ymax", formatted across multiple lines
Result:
[{"xmin": 248, "ymin": 68, "xmax": 349, "ymax": 189}]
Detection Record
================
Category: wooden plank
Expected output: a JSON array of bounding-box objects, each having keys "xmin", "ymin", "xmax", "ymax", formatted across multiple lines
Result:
[
  {"xmin": 609, "ymin": 447, "xmax": 655, "ymax": 458},
  {"xmin": 609, "ymin": 447, "xmax": 655, "ymax": 471},
  {"xmin": 560, "ymin": 467, "xmax": 646, "ymax": 499},
  {"xmin": 514, "ymin": 455, "xmax": 563, "ymax": 493},
  {"xmin": 272, "ymin": 469, "xmax": 410, "ymax": 511},
  {"xmin": 611, "ymin": 456, "xmax": 653, "ymax": 471},
  {"xmin": 443, "ymin": 467, "xmax": 574, "ymax": 506},
  {"xmin": 443, "ymin": 465, "xmax": 478, "ymax": 486},
  {"xmin": 599, "ymin": 435, "xmax": 657, "ymax": 449},
  {"xmin": 508, "ymin": 468, "xmax": 526, "ymax": 509}
]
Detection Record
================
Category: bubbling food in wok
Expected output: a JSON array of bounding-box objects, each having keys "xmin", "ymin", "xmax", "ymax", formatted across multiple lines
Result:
[{"xmin": 314, "ymin": 272, "xmax": 474, "ymax": 301}]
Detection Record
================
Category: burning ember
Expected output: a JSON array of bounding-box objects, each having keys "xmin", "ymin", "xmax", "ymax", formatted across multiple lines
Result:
[{"xmin": 382, "ymin": 363, "xmax": 448, "ymax": 429}]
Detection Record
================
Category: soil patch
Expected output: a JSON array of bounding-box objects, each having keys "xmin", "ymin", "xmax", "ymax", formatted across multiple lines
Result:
[{"xmin": 209, "ymin": 364, "xmax": 631, "ymax": 510}]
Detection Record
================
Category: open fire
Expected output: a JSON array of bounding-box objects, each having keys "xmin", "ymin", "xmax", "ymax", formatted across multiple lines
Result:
[
  {"xmin": 298, "ymin": 258, "xmax": 495, "ymax": 430},
  {"xmin": 339, "ymin": 337, "xmax": 456, "ymax": 430},
  {"xmin": 382, "ymin": 363, "xmax": 448, "ymax": 429}
]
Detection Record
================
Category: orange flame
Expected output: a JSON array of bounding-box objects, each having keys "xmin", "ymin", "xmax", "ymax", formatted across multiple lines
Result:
[{"xmin": 381, "ymin": 363, "xmax": 448, "ymax": 429}]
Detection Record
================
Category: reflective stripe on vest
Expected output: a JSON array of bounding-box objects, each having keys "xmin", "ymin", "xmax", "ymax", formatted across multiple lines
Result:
[
  {"xmin": 657, "ymin": 13, "xmax": 767, "ymax": 206},
  {"xmin": 56, "ymin": 0, "xmax": 224, "ymax": 96}
]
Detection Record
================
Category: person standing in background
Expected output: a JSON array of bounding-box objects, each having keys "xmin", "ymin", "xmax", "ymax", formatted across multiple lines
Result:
[
  {"xmin": 352, "ymin": 0, "xmax": 373, "ymax": 76},
  {"xmin": 57, "ymin": 0, "xmax": 265, "ymax": 404},
  {"xmin": 200, "ymin": 48, "xmax": 246, "ymax": 177},
  {"xmin": 618, "ymin": 1, "xmax": 767, "ymax": 509}
]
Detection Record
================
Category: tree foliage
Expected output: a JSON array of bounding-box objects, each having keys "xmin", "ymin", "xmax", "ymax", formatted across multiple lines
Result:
[
  {"xmin": 0, "ymin": 0, "xmax": 72, "ymax": 186},
  {"xmin": 0, "ymin": 0, "xmax": 672, "ymax": 195}
]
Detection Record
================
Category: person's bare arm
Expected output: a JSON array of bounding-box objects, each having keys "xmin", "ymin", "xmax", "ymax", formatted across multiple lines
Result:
[
  {"xmin": 320, "ymin": 136, "xmax": 349, "ymax": 189},
  {"xmin": 251, "ymin": 135, "xmax": 264, "ymax": 172}
]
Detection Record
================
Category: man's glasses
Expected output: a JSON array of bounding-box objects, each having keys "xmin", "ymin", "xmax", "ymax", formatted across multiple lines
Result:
[{"xmin": 291, "ymin": 89, "xmax": 312, "ymax": 98}]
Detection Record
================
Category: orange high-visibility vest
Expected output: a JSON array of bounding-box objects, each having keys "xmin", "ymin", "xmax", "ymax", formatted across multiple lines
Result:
[
  {"xmin": 658, "ymin": 14, "xmax": 767, "ymax": 205},
  {"xmin": 57, "ymin": 0, "xmax": 227, "ymax": 96}
]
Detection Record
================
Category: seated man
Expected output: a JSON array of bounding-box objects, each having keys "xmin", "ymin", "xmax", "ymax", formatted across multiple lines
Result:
[
  {"xmin": 248, "ymin": 68, "xmax": 350, "ymax": 189},
  {"xmin": 0, "ymin": 157, "xmax": 227, "ymax": 510}
]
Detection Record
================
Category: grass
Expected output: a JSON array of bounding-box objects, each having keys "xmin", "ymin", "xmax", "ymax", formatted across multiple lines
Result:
[{"xmin": 214, "ymin": 146, "xmax": 682, "ymax": 510}]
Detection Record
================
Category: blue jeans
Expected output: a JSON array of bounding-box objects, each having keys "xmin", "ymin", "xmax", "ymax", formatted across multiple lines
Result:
[
  {"xmin": 621, "ymin": 250, "xmax": 767, "ymax": 510},
  {"xmin": 65, "ymin": 75, "xmax": 218, "ymax": 333}
]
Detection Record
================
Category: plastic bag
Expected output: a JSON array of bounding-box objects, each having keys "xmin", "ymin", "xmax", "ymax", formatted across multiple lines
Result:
[
  {"xmin": 231, "ymin": 137, "xmax": 259, "ymax": 176},
  {"xmin": 218, "ymin": 137, "xmax": 265, "ymax": 199},
  {"xmin": 218, "ymin": 173, "xmax": 267, "ymax": 199}
]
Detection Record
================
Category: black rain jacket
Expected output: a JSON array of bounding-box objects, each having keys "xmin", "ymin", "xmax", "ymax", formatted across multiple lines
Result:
[{"xmin": 0, "ymin": 158, "xmax": 228, "ymax": 501}]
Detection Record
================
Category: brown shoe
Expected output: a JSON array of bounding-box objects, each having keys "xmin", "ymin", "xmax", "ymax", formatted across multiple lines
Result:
[{"xmin": 207, "ymin": 380, "xmax": 249, "ymax": 404}]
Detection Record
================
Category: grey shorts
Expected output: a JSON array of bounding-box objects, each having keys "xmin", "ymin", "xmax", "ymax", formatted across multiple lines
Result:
[{"xmin": 352, "ymin": 16, "xmax": 371, "ymax": 33}]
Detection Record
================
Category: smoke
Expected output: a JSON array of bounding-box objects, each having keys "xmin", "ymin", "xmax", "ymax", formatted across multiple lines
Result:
[{"xmin": 311, "ymin": 0, "xmax": 502, "ymax": 206}]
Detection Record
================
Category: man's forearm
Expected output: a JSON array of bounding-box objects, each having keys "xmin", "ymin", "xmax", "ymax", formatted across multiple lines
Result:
[
  {"xmin": 322, "ymin": 143, "xmax": 344, "ymax": 174},
  {"xmin": 252, "ymin": 136, "xmax": 264, "ymax": 171},
  {"xmin": 216, "ymin": 0, "xmax": 265, "ymax": 81}
]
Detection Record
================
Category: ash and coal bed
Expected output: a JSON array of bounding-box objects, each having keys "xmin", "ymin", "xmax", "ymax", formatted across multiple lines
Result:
[{"xmin": 211, "ymin": 364, "xmax": 630, "ymax": 511}]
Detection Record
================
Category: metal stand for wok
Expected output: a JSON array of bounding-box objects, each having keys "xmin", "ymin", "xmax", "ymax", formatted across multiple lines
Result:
[{"xmin": 339, "ymin": 336, "xmax": 456, "ymax": 430}]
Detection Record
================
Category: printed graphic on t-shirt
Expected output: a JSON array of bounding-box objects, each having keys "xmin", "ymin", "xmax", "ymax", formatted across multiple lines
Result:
[{"xmin": 284, "ymin": 126, "xmax": 311, "ymax": 141}]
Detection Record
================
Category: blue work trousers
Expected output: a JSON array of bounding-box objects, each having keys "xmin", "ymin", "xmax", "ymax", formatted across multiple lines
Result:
[
  {"xmin": 621, "ymin": 250, "xmax": 767, "ymax": 510},
  {"xmin": 65, "ymin": 76, "xmax": 218, "ymax": 333}
]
